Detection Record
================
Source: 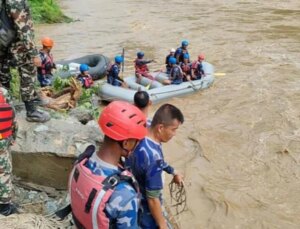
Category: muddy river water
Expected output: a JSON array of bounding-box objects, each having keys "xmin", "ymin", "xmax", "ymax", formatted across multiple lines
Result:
[{"xmin": 36, "ymin": 1, "xmax": 300, "ymax": 228}]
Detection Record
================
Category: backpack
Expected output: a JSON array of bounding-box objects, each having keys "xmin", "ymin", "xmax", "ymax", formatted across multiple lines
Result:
[{"xmin": 0, "ymin": 0, "xmax": 16, "ymax": 55}]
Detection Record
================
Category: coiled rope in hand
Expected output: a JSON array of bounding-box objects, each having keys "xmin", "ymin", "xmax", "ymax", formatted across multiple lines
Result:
[{"xmin": 168, "ymin": 181, "xmax": 187, "ymax": 215}]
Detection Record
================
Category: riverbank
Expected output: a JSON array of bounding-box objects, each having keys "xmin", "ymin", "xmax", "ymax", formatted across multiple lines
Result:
[{"xmin": 29, "ymin": 0, "xmax": 71, "ymax": 23}]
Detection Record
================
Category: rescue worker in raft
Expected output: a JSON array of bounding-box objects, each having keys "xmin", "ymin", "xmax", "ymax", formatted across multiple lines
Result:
[
  {"xmin": 180, "ymin": 53, "xmax": 192, "ymax": 81},
  {"xmin": 164, "ymin": 57, "xmax": 183, "ymax": 85},
  {"xmin": 191, "ymin": 53, "xmax": 206, "ymax": 80},
  {"xmin": 76, "ymin": 64, "xmax": 94, "ymax": 89},
  {"xmin": 37, "ymin": 37, "xmax": 56, "ymax": 87},
  {"xmin": 69, "ymin": 101, "xmax": 147, "ymax": 228},
  {"xmin": 107, "ymin": 55, "xmax": 128, "ymax": 88},
  {"xmin": 175, "ymin": 40, "xmax": 190, "ymax": 64},
  {"xmin": 0, "ymin": 86, "xmax": 18, "ymax": 216},
  {"xmin": 165, "ymin": 48, "xmax": 175, "ymax": 74},
  {"xmin": 134, "ymin": 51, "xmax": 155, "ymax": 82}
]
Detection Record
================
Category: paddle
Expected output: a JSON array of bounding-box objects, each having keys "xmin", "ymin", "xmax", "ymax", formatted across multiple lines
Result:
[
  {"xmin": 145, "ymin": 78, "xmax": 155, "ymax": 90},
  {"xmin": 215, "ymin": 72, "xmax": 226, "ymax": 76},
  {"xmin": 206, "ymin": 72, "xmax": 226, "ymax": 76}
]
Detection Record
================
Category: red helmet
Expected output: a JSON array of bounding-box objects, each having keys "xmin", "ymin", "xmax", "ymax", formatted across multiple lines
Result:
[
  {"xmin": 198, "ymin": 54, "xmax": 205, "ymax": 60},
  {"xmin": 41, "ymin": 37, "xmax": 54, "ymax": 47},
  {"xmin": 99, "ymin": 101, "xmax": 147, "ymax": 141}
]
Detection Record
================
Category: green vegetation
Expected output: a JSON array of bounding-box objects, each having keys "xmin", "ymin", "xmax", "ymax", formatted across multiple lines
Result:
[
  {"xmin": 9, "ymin": 69, "xmax": 21, "ymax": 101},
  {"xmin": 78, "ymin": 86, "xmax": 102, "ymax": 119},
  {"xmin": 52, "ymin": 76, "xmax": 101, "ymax": 119},
  {"xmin": 29, "ymin": 0, "xmax": 72, "ymax": 23},
  {"xmin": 10, "ymin": 71, "xmax": 101, "ymax": 119},
  {"xmin": 52, "ymin": 76, "xmax": 71, "ymax": 93}
]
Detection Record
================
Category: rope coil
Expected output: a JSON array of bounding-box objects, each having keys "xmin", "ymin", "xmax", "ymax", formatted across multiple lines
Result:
[{"xmin": 168, "ymin": 181, "xmax": 187, "ymax": 215}]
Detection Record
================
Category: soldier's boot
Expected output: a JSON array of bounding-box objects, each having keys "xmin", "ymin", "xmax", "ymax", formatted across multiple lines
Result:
[
  {"xmin": 24, "ymin": 100, "xmax": 51, "ymax": 123},
  {"xmin": 0, "ymin": 203, "xmax": 19, "ymax": 216}
]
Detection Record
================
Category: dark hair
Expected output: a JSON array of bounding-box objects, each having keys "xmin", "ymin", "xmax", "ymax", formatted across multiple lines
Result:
[
  {"xmin": 134, "ymin": 91, "xmax": 150, "ymax": 109},
  {"xmin": 151, "ymin": 104, "xmax": 184, "ymax": 127}
]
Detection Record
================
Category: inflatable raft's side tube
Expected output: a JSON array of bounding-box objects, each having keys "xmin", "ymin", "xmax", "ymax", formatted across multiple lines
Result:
[
  {"xmin": 56, "ymin": 54, "xmax": 110, "ymax": 80},
  {"xmin": 125, "ymin": 76, "xmax": 163, "ymax": 90},
  {"xmin": 138, "ymin": 77, "xmax": 163, "ymax": 89},
  {"xmin": 99, "ymin": 83, "xmax": 136, "ymax": 103}
]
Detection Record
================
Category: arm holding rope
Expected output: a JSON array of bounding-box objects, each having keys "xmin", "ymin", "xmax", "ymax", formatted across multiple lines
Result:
[{"xmin": 162, "ymin": 161, "xmax": 184, "ymax": 186}]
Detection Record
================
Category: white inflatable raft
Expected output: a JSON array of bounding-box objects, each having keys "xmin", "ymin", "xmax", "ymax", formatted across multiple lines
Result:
[{"xmin": 98, "ymin": 62, "xmax": 214, "ymax": 104}]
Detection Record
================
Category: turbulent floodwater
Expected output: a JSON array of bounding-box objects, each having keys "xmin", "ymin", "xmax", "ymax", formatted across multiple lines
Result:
[{"xmin": 36, "ymin": 1, "xmax": 300, "ymax": 228}]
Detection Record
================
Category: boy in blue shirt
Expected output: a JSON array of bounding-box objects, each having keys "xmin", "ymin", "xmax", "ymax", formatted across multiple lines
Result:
[{"xmin": 128, "ymin": 104, "xmax": 184, "ymax": 229}]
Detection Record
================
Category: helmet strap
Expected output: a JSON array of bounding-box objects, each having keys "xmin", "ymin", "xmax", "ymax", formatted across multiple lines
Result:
[
  {"xmin": 118, "ymin": 141, "xmax": 130, "ymax": 157},
  {"xmin": 117, "ymin": 140, "xmax": 139, "ymax": 157}
]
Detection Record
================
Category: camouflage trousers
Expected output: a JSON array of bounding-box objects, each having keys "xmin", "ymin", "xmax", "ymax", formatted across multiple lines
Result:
[
  {"xmin": 0, "ymin": 145, "xmax": 13, "ymax": 204},
  {"xmin": 0, "ymin": 43, "xmax": 37, "ymax": 102}
]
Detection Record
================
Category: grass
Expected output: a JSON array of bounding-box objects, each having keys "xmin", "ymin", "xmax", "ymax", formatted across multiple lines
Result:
[
  {"xmin": 29, "ymin": 0, "xmax": 72, "ymax": 23},
  {"xmin": 9, "ymin": 69, "xmax": 21, "ymax": 101}
]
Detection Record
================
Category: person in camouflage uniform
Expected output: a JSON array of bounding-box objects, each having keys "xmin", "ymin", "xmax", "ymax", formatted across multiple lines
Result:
[
  {"xmin": 0, "ymin": 0, "xmax": 50, "ymax": 123},
  {"xmin": 0, "ymin": 86, "xmax": 18, "ymax": 216}
]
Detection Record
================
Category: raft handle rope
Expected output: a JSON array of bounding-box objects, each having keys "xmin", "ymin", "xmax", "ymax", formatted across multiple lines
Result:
[{"xmin": 168, "ymin": 181, "xmax": 187, "ymax": 215}]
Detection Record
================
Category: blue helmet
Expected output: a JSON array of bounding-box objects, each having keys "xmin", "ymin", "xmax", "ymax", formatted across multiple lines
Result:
[
  {"xmin": 115, "ymin": 55, "xmax": 123, "ymax": 63},
  {"xmin": 137, "ymin": 51, "xmax": 144, "ymax": 58},
  {"xmin": 80, "ymin": 64, "xmax": 89, "ymax": 72},
  {"xmin": 169, "ymin": 57, "xmax": 176, "ymax": 65},
  {"xmin": 183, "ymin": 53, "xmax": 190, "ymax": 59},
  {"xmin": 181, "ymin": 40, "xmax": 189, "ymax": 47}
]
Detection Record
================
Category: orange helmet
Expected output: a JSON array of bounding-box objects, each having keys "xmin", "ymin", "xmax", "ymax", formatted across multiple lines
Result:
[
  {"xmin": 41, "ymin": 37, "xmax": 54, "ymax": 47},
  {"xmin": 198, "ymin": 54, "xmax": 205, "ymax": 60}
]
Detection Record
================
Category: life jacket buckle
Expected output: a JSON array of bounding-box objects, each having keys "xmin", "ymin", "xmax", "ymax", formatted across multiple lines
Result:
[{"xmin": 107, "ymin": 176, "xmax": 118, "ymax": 187}]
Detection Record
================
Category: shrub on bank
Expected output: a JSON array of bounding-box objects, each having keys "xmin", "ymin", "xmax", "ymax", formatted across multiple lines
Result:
[{"xmin": 29, "ymin": 0, "xmax": 72, "ymax": 23}]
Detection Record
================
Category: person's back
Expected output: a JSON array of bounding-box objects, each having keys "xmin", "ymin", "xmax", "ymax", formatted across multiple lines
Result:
[
  {"xmin": 165, "ymin": 48, "xmax": 175, "ymax": 74},
  {"xmin": 69, "ymin": 101, "xmax": 147, "ymax": 228},
  {"xmin": 170, "ymin": 60, "xmax": 183, "ymax": 84},
  {"xmin": 175, "ymin": 40, "xmax": 189, "ymax": 64},
  {"xmin": 180, "ymin": 53, "xmax": 192, "ymax": 81},
  {"xmin": 191, "ymin": 54, "xmax": 205, "ymax": 80}
]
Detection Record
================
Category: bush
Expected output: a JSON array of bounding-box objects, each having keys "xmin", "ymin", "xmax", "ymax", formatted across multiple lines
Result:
[{"xmin": 29, "ymin": 0, "xmax": 72, "ymax": 23}]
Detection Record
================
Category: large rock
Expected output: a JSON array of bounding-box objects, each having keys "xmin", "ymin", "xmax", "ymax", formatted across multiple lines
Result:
[{"xmin": 11, "ymin": 111, "xmax": 103, "ymax": 189}]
